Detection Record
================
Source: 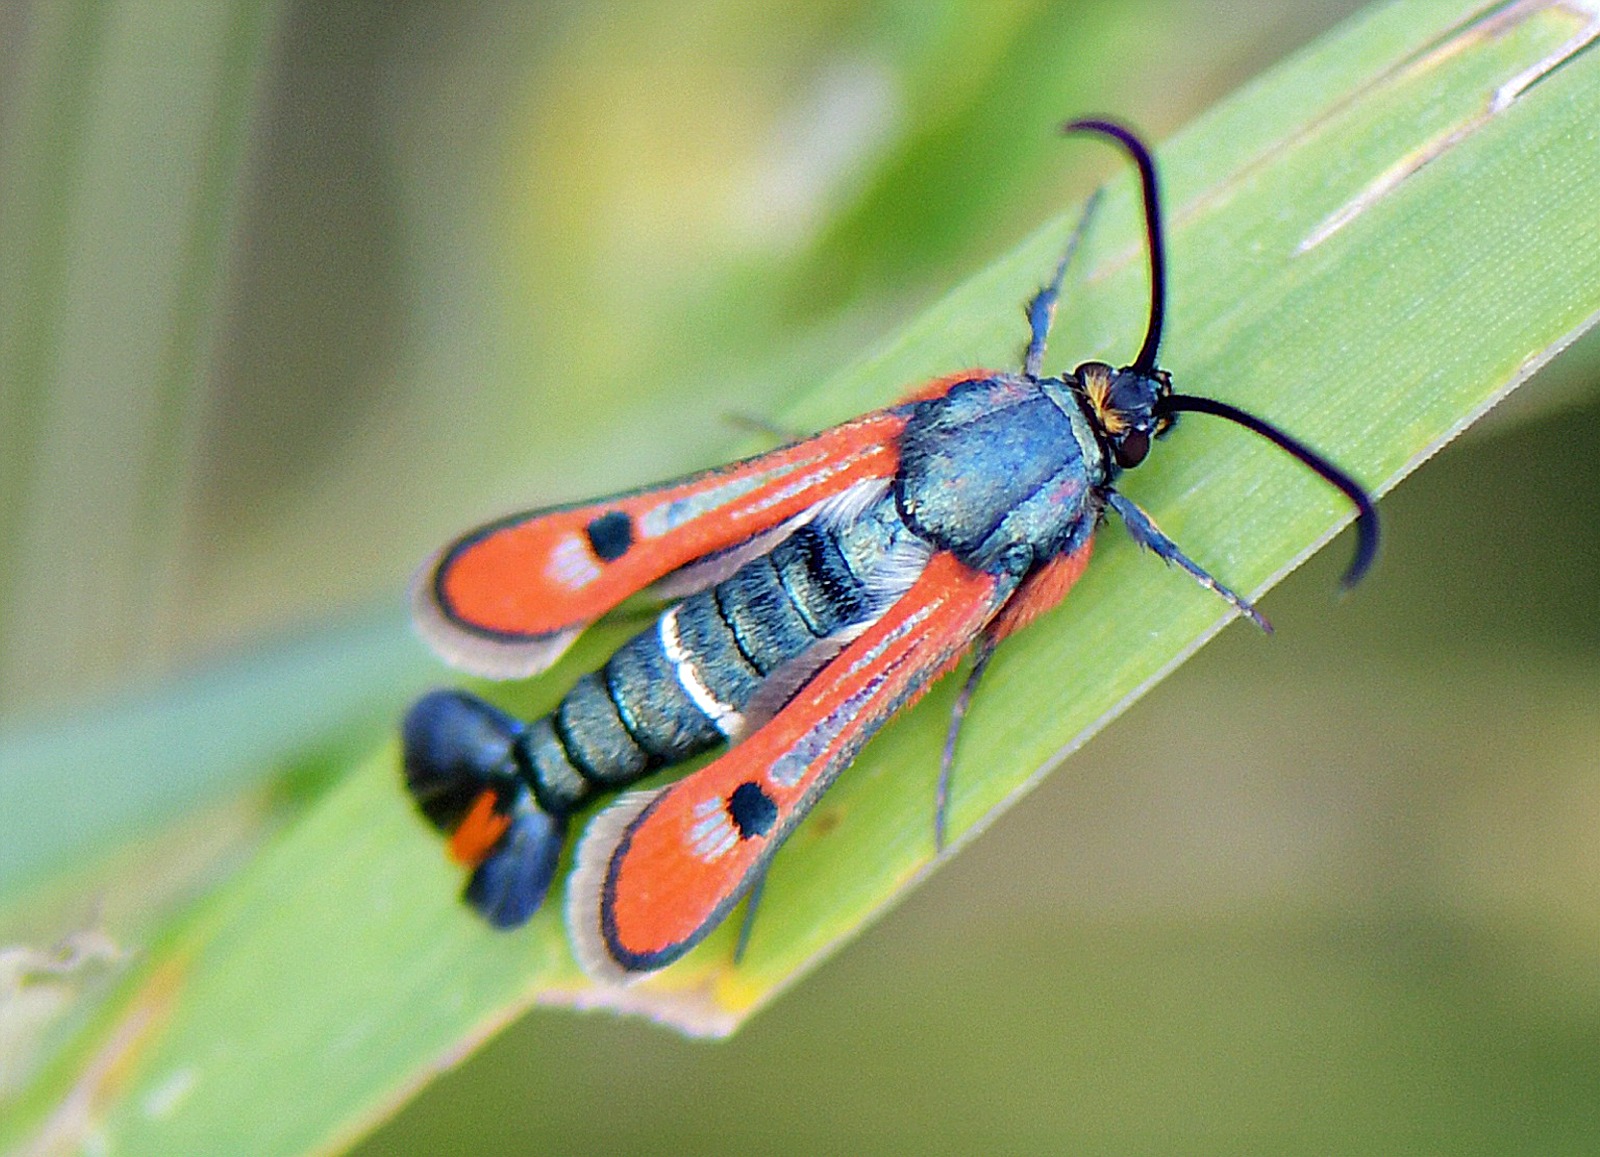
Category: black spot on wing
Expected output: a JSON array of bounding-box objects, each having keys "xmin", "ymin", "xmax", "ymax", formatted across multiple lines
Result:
[
  {"xmin": 727, "ymin": 781, "xmax": 778, "ymax": 840},
  {"xmin": 585, "ymin": 510, "xmax": 634, "ymax": 562}
]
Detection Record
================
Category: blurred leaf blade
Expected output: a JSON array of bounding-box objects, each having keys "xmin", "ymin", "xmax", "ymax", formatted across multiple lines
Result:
[
  {"xmin": 0, "ymin": 609, "xmax": 438, "ymax": 904},
  {"xmin": 10, "ymin": 0, "xmax": 1600, "ymax": 1153},
  {"xmin": 0, "ymin": 0, "xmax": 286, "ymax": 713}
]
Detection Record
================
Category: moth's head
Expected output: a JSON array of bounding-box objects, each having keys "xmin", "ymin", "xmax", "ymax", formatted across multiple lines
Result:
[{"xmin": 1074, "ymin": 359, "xmax": 1174, "ymax": 470}]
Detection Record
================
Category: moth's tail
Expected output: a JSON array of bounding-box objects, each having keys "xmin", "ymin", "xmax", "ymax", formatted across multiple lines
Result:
[{"xmin": 402, "ymin": 689, "xmax": 567, "ymax": 928}]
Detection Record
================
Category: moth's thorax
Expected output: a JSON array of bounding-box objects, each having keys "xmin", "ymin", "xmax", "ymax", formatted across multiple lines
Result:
[{"xmin": 894, "ymin": 374, "xmax": 1107, "ymax": 575}]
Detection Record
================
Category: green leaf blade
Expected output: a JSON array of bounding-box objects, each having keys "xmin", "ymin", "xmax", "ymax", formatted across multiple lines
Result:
[{"xmin": 19, "ymin": 2, "xmax": 1600, "ymax": 1153}]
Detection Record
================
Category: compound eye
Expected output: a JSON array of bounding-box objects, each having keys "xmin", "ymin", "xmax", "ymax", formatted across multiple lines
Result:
[{"xmin": 1113, "ymin": 429, "xmax": 1150, "ymax": 468}]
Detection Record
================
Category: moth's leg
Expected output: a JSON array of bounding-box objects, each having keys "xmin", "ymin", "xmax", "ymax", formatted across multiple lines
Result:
[
  {"xmin": 732, "ymin": 863, "xmax": 770, "ymax": 964},
  {"xmin": 1023, "ymin": 188, "xmax": 1103, "ymax": 378},
  {"xmin": 935, "ymin": 642, "xmax": 996, "ymax": 852},
  {"xmin": 1107, "ymin": 491, "xmax": 1270, "ymax": 632}
]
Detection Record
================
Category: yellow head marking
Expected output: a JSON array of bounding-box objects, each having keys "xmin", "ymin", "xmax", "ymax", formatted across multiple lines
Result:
[{"xmin": 1080, "ymin": 363, "xmax": 1128, "ymax": 436}]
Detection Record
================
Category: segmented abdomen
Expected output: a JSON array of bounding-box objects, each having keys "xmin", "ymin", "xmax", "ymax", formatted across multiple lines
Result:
[{"xmin": 519, "ymin": 487, "xmax": 928, "ymax": 816}]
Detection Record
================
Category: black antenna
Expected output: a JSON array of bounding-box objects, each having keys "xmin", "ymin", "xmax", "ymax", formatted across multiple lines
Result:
[
  {"xmin": 1062, "ymin": 119, "xmax": 1165, "ymax": 374},
  {"xmin": 1156, "ymin": 393, "xmax": 1381, "ymax": 589},
  {"xmin": 1064, "ymin": 118, "xmax": 1378, "ymax": 589}
]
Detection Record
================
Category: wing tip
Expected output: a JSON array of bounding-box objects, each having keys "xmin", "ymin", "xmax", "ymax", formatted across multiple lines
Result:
[
  {"xmin": 565, "ymin": 788, "xmax": 665, "ymax": 986},
  {"xmin": 409, "ymin": 549, "xmax": 581, "ymax": 679}
]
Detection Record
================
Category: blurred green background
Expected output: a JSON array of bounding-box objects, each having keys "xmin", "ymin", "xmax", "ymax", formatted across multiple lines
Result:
[{"xmin": 4, "ymin": 0, "xmax": 1600, "ymax": 1152}]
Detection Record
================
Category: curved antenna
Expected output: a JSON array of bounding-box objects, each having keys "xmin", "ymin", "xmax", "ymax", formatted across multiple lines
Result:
[
  {"xmin": 1156, "ymin": 393, "xmax": 1380, "ymax": 589},
  {"xmin": 1062, "ymin": 118, "xmax": 1165, "ymax": 374}
]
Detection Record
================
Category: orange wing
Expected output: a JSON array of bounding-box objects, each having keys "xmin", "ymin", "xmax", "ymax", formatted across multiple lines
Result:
[
  {"xmin": 413, "ymin": 411, "xmax": 909, "ymax": 678},
  {"xmin": 565, "ymin": 552, "xmax": 1021, "ymax": 981}
]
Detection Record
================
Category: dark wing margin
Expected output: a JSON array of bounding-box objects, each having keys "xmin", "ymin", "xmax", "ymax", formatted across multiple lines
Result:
[
  {"xmin": 565, "ymin": 552, "xmax": 1021, "ymax": 982},
  {"xmin": 413, "ymin": 412, "xmax": 909, "ymax": 678}
]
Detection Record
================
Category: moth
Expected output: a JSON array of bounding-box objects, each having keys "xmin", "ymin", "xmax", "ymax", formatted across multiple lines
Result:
[{"xmin": 402, "ymin": 120, "xmax": 1379, "ymax": 982}]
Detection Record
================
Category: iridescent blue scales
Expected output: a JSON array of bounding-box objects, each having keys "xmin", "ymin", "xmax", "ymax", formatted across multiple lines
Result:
[
  {"xmin": 402, "ymin": 120, "xmax": 1380, "ymax": 977},
  {"xmin": 406, "ymin": 476, "xmax": 929, "ymax": 925},
  {"xmin": 404, "ymin": 370, "xmax": 1124, "ymax": 928}
]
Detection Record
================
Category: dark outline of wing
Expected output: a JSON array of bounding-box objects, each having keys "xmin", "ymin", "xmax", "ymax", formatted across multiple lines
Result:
[
  {"xmin": 413, "ymin": 410, "xmax": 912, "ymax": 678},
  {"xmin": 565, "ymin": 552, "xmax": 1022, "ymax": 982}
]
